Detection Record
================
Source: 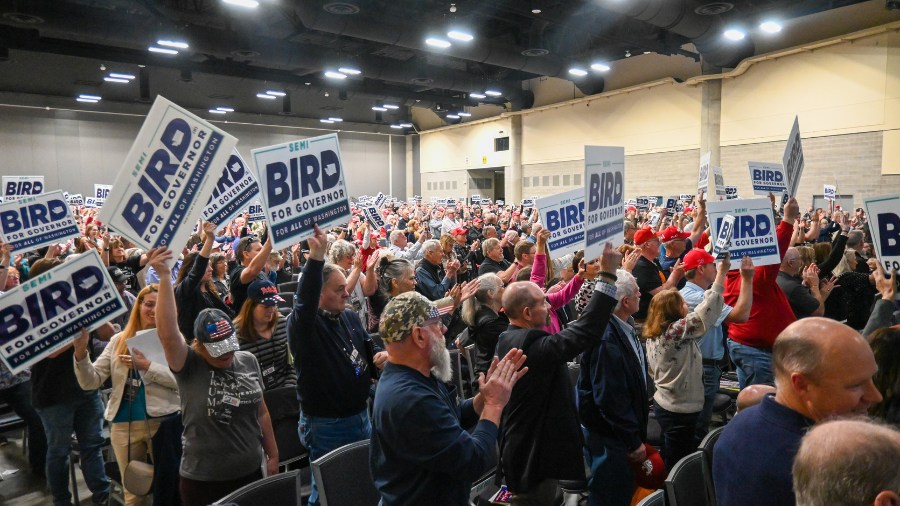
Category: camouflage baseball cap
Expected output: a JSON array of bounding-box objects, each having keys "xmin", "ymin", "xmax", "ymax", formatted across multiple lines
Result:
[{"xmin": 379, "ymin": 292, "xmax": 441, "ymax": 343}]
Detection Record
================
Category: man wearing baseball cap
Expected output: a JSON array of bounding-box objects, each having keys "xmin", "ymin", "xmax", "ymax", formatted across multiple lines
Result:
[
  {"xmin": 631, "ymin": 226, "xmax": 684, "ymax": 320},
  {"xmin": 659, "ymin": 196, "xmax": 707, "ymax": 278},
  {"xmin": 370, "ymin": 292, "xmax": 527, "ymax": 505},
  {"xmin": 679, "ymin": 249, "xmax": 755, "ymax": 441}
]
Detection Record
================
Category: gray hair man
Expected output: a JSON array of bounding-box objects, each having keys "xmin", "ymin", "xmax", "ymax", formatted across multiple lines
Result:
[{"xmin": 388, "ymin": 228, "xmax": 427, "ymax": 261}]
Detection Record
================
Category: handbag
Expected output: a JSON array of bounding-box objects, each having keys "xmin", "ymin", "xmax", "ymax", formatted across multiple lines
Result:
[{"xmin": 123, "ymin": 367, "xmax": 155, "ymax": 496}]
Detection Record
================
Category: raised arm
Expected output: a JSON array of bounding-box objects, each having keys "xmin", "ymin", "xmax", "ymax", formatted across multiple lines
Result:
[
  {"xmin": 147, "ymin": 248, "xmax": 189, "ymax": 373},
  {"xmin": 688, "ymin": 196, "xmax": 707, "ymax": 245},
  {"xmin": 725, "ymin": 256, "xmax": 754, "ymax": 324},
  {"xmin": 240, "ymin": 226, "xmax": 273, "ymax": 284}
]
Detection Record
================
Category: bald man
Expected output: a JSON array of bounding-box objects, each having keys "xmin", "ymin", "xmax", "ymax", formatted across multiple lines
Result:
[
  {"xmin": 776, "ymin": 247, "xmax": 836, "ymax": 319},
  {"xmin": 735, "ymin": 384, "xmax": 776, "ymax": 413},
  {"xmin": 714, "ymin": 317, "xmax": 883, "ymax": 506},
  {"xmin": 793, "ymin": 420, "xmax": 900, "ymax": 506}
]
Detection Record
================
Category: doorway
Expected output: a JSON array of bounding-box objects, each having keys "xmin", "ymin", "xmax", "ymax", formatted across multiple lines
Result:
[{"xmin": 493, "ymin": 171, "xmax": 505, "ymax": 202}]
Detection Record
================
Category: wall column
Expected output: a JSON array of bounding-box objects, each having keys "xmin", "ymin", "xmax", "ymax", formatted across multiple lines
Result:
[
  {"xmin": 507, "ymin": 114, "xmax": 523, "ymax": 203},
  {"xmin": 406, "ymin": 134, "xmax": 420, "ymax": 197},
  {"xmin": 699, "ymin": 66, "xmax": 722, "ymax": 172}
]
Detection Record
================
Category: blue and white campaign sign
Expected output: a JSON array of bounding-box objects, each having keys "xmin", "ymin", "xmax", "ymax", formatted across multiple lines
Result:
[
  {"xmin": 374, "ymin": 192, "xmax": 387, "ymax": 208},
  {"xmin": 664, "ymin": 196, "xmax": 678, "ymax": 213},
  {"xmin": 712, "ymin": 166, "xmax": 726, "ymax": 197},
  {"xmin": 648, "ymin": 212, "xmax": 661, "ymax": 228},
  {"xmin": 94, "ymin": 184, "xmax": 112, "ymax": 200},
  {"xmin": 584, "ymin": 146, "xmax": 625, "ymax": 260},
  {"xmin": 496, "ymin": 199, "xmax": 505, "ymax": 206},
  {"xmin": 680, "ymin": 194, "xmax": 694, "ymax": 202},
  {"xmin": 0, "ymin": 190, "xmax": 80, "ymax": 252},
  {"xmin": 250, "ymin": 133, "xmax": 351, "ymax": 250},
  {"xmin": 712, "ymin": 214, "xmax": 735, "ymax": 261},
  {"xmin": 99, "ymin": 96, "xmax": 237, "ymax": 261},
  {"xmin": 698, "ymin": 152, "xmax": 710, "ymax": 195},
  {"xmin": 863, "ymin": 194, "xmax": 900, "ymax": 273},
  {"xmin": 84, "ymin": 197, "xmax": 99, "ymax": 209},
  {"xmin": 0, "ymin": 250, "xmax": 127, "ymax": 375},
  {"xmin": 446, "ymin": 198, "xmax": 457, "ymax": 207},
  {"xmin": 246, "ymin": 200, "xmax": 265, "ymax": 222},
  {"xmin": 201, "ymin": 150, "xmax": 260, "ymax": 227},
  {"xmin": 824, "ymin": 185, "xmax": 836, "ymax": 202},
  {"xmin": 471, "ymin": 194, "xmax": 481, "ymax": 204},
  {"xmin": 363, "ymin": 206, "xmax": 386, "ymax": 229},
  {"xmin": 783, "ymin": 116, "xmax": 804, "ymax": 197},
  {"xmin": 636, "ymin": 196, "xmax": 649, "ymax": 210},
  {"xmin": 707, "ymin": 198, "xmax": 781, "ymax": 267},
  {"xmin": 537, "ymin": 188, "xmax": 584, "ymax": 258},
  {"xmin": 2, "ymin": 176, "xmax": 44, "ymax": 201},
  {"xmin": 521, "ymin": 198, "xmax": 536, "ymax": 208},
  {"xmin": 748, "ymin": 161, "xmax": 787, "ymax": 195},
  {"xmin": 66, "ymin": 194, "xmax": 84, "ymax": 206},
  {"xmin": 725, "ymin": 186, "xmax": 739, "ymax": 200}
]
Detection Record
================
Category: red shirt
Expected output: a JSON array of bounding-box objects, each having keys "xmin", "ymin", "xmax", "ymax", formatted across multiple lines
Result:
[{"xmin": 723, "ymin": 220, "xmax": 795, "ymax": 350}]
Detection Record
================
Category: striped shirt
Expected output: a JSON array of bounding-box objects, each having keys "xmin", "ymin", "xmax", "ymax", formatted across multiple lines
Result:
[{"xmin": 237, "ymin": 316, "xmax": 297, "ymax": 391}]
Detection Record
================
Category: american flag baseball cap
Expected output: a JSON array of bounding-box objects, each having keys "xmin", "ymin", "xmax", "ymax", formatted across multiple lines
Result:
[{"xmin": 193, "ymin": 308, "xmax": 240, "ymax": 357}]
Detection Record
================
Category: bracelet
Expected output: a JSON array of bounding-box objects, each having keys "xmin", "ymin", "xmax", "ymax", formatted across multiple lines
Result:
[
  {"xmin": 104, "ymin": 248, "xmax": 110, "ymax": 251},
  {"xmin": 598, "ymin": 271, "xmax": 618, "ymax": 282}
]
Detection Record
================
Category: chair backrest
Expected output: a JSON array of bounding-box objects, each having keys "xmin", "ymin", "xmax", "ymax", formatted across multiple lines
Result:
[
  {"xmin": 665, "ymin": 451, "xmax": 707, "ymax": 506},
  {"xmin": 277, "ymin": 292, "xmax": 294, "ymax": 308},
  {"xmin": 698, "ymin": 426, "xmax": 725, "ymax": 506},
  {"xmin": 310, "ymin": 440, "xmax": 379, "ymax": 506},
  {"xmin": 214, "ymin": 469, "xmax": 301, "ymax": 506},
  {"xmin": 279, "ymin": 281, "xmax": 299, "ymax": 293},
  {"xmin": 636, "ymin": 489, "xmax": 666, "ymax": 506},
  {"xmin": 263, "ymin": 387, "xmax": 306, "ymax": 466}
]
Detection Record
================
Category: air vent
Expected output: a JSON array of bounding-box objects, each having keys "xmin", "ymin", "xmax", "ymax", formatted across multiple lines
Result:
[
  {"xmin": 2, "ymin": 12, "xmax": 44, "ymax": 24},
  {"xmin": 230, "ymin": 49, "xmax": 260, "ymax": 58},
  {"xmin": 411, "ymin": 77, "xmax": 434, "ymax": 85},
  {"xmin": 323, "ymin": 2, "xmax": 360, "ymax": 15},
  {"xmin": 521, "ymin": 48, "xmax": 549, "ymax": 57},
  {"xmin": 694, "ymin": 3, "xmax": 733, "ymax": 15}
]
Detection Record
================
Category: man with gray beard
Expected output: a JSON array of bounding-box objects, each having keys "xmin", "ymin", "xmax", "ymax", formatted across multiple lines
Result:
[{"xmin": 370, "ymin": 291, "xmax": 528, "ymax": 505}]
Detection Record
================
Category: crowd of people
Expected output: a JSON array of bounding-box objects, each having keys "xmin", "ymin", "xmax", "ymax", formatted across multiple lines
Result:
[{"xmin": 0, "ymin": 191, "xmax": 898, "ymax": 506}]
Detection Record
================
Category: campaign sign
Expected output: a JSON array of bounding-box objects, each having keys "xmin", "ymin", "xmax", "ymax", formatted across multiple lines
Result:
[
  {"xmin": 664, "ymin": 197, "xmax": 678, "ymax": 214},
  {"xmin": 783, "ymin": 116, "xmax": 804, "ymax": 197},
  {"xmin": 481, "ymin": 198, "xmax": 492, "ymax": 205},
  {"xmin": 94, "ymin": 184, "xmax": 112, "ymax": 200},
  {"xmin": 374, "ymin": 192, "xmax": 387, "ymax": 208},
  {"xmin": 680, "ymin": 194, "xmax": 694, "ymax": 202},
  {"xmin": 471, "ymin": 194, "xmax": 481, "ymax": 204},
  {"xmin": 446, "ymin": 198, "xmax": 457, "ymax": 207},
  {"xmin": 0, "ymin": 250, "xmax": 127, "ymax": 375},
  {"xmin": 824, "ymin": 185, "xmax": 836, "ymax": 201},
  {"xmin": 584, "ymin": 146, "xmax": 625, "ymax": 260},
  {"xmin": 251, "ymin": 133, "xmax": 350, "ymax": 250},
  {"xmin": 537, "ymin": 188, "xmax": 584, "ymax": 258},
  {"xmin": 748, "ymin": 161, "xmax": 787, "ymax": 195},
  {"xmin": 712, "ymin": 166, "xmax": 726, "ymax": 196},
  {"xmin": 0, "ymin": 191, "xmax": 80, "ymax": 252},
  {"xmin": 636, "ymin": 197, "xmax": 649, "ymax": 210},
  {"xmin": 84, "ymin": 197, "xmax": 99, "ymax": 209},
  {"xmin": 712, "ymin": 214, "xmax": 735, "ymax": 261},
  {"xmin": 698, "ymin": 152, "xmax": 710, "ymax": 195},
  {"xmin": 648, "ymin": 212, "xmax": 661, "ymax": 228},
  {"xmin": 647, "ymin": 196, "xmax": 659, "ymax": 207},
  {"xmin": 707, "ymin": 198, "xmax": 781, "ymax": 267},
  {"xmin": 99, "ymin": 96, "xmax": 237, "ymax": 261},
  {"xmin": 725, "ymin": 186, "xmax": 739, "ymax": 200},
  {"xmin": 521, "ymin": 198, "xmax": 536, "ymax": 208},
  {"xmin": 626, "ymin": 198, "xmax": 637, "ymax": 207},
  {"xmin": 201, "ymin": 150, "xmax": 260, "ymax": 227},
  {"xmin": 363, "ymin": 206, "xmax": 386, "ymax": 229},
  {"xmin": 496, "ymin": 199, "xmax": 505, "ymax": 206},
  {"xmin": 436, "ymin": 198, "xmax": 448, "ymax": 206},
  {"xmin": 863, "ymin": 194, "xmax": 900, "ymax": 273},
  {"xmin": 67, "ymin": 194, "xmax": 84, "ymax": 206},
  {"xmin": 246, "ymin": 200, "xmax": 265, "ymax": 222},
  {"xmin": 2, "ymin": 176, "xmax": 44, "ymax": 201}
]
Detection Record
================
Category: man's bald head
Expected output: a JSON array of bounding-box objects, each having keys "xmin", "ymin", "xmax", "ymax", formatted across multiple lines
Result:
[
  {"xmin": 793, "ymin": 419, "xmax": 900, "ymax": 506},
  {"xmin": 502, "ymin": 281, "xmax": 543, "ymax": 320},
  {"xmin": 781, "ymin": 247, "xmax": 802, "ymax": 274},
  {"xmin": 736, "ymin": 384, "xmax": 776, "ymax": 413},
  {"xmin": 773, "ymin": 318, "xmax": 882, "ymax": 421}
]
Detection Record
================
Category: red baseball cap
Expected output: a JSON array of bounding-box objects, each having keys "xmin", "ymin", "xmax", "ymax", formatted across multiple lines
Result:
[
  {"xmin": 626, "ymin": 205, "xmax": 637, "ymax": 212},
  {"xmin": 659, "ymin": 226, "xmax": 690, "ymax": 243},
  {"xmin": 631, "ymin": 444, "xmax": 666, "ymax": 490},
  {"xmin": 473, "ymin": 218, "xmax": 483, "ymax": 224},
  {"xmin": 684, "ymin": 206, "xmax": 694, "ymax": 213},
  {"xmin": 683, "ymin": 248, "xmax": 716, "ymax": 271},
  {"xmin": 452, "ymin": 227, "xmax": 468, "ymax": 236},
  {"xmin": 634, "ymin": 227, "xmax": 658, "ymax": 246}
]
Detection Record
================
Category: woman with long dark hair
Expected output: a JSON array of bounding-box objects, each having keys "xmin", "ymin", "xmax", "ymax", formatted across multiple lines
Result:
[
  {"xmin": 209, "ymin": 253, "xmax": 230, "ymax": 301},
  {"xmin": 175, "ymin": 222, "xmax": 234, "ymax": 340}
]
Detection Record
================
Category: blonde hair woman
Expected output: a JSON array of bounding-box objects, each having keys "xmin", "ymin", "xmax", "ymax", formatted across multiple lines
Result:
[{"xmin": 73, "ymin": 284, "xmax": 180, "ymax": 506}]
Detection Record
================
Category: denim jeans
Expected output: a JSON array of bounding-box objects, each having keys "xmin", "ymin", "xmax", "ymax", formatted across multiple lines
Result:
[
  {"xmin": 695, "ymin": 364, "xmax": 722, "ymax": 442},
  {"xmin": 653, "ymin": 401, "xmax": 700, "ymax": 472},
  {"xmin": 299, "ymin": 409, "xmax": 372, "ymax": 506},
  {"xmin": 35, "ymin": 391, "xmax": 110, "ymax": 506},
  {"xmin": 582, "ymin": 427, "xmax": 635, "ymax": 506},
  {"xmin": 0, "ymin": 381, "xmax": 47, "ymax": 473},
  {"xmin": 727, "ymin": 339, "xmax": 774, "ymax": 389}
]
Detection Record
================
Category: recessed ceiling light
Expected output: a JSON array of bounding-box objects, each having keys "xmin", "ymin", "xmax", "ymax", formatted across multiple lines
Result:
[
  {"xmin": 328, "ymin": 117, "xmax": 343, "ymax": 122},
  {"xmin": 532, "ymin": 8, "xmax": 541, "ymax": 14},
  {"xmin": 148, "ymin": 46, "xmax": 178, "ymax": 55},
  {"xmin": 256, "ymin": 93, "xmax": 277, "ymax": 99},
  {"xmin": 108, "ymin": 73, "xmax": 136, "ymax": 80},
  {"xmin": 216, "ymin": 107, "xmax": 234, "ymax": 112},
  {"xmin": 383, "ymin": 104, "xmax": 399, "ymax": 109},
  {"xmin": 446, "ymin": 114, "xmax": 460, "ymax": 119},
  {"xmin": 447, "ymin": 31, "xmax": 474, "ymax": 42},
  {"xmin": 265, "ymin": 90, "xmax": 286, "ymax": 96},
  {"xmin": 643, "ymin": 51, "xmax": 651, "ymax": 55},
  {"xmin": 568, "ymin": 68, "xmax": 588, "ymax": 77},
  {"xmin": 400, "ymin": 122, "xmax": 413, "ymax": 128},
  {"xmin": 590, "ymin": 63, "xmax": 610, "ymax": 72},
  {"xmin": 78, "ymin": 94, "xmax": 101, "ymax": 101},
  {"xmin": 338, "ymin": 67, "xmax": 361, "ymax": 75},
  {"xmin": 759, "ymin": 21, "xmax": 782, "ymax": 33},
  {"xmin": 320, "ymin": 119, "xmax": 334, "ymax": 123},
  {"xmin": 76, "ymin": 98, "xmax": 99, "ymax": 103},
  {"xmin": 157, "ymin": 40, "xmax": 189, "ymax": 49},
  {"xmin": 390, "ymin": 124, "xmax": 404, "ymax": 129},
  {"xmin": 425, "ymin": 37, "xmax": 452, "ymax": 48},
  {"xmin": 457, "ymin": 112, "xmax": 471, "ymax": 117},
  {"xmin": 222, "ymin": 0, "xmax": 259, "ymax": 8},
  {"xmin": 723, "ymin": 29, "xmax": 746, "ymax": 41},
  {"xmin": 372, "ymin": 106, "xmax": 388, "ymax": 111},
  {"xmin": 209, "ymin": 109, "xmax": 226, "ymax": 114},
  {"xmin": 104, "ymin": 77, "xmax": 130, "ymax": 83},
  {"xmin": 484, "ymin": 90, "xmax": 502, "ymax": 97},
  {"xmin": 324, "ymin": 70, "xmax": 347, "ymax": 79},
  {"xmin": 469, "ymin": 92, "xmax": 486, "ymax": 99}
]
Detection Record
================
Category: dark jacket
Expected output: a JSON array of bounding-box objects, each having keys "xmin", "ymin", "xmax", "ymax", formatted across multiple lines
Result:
[
  {"xmin": 496, "ymin": 283, "xmax": 618, "ymax": 492},
  {"xmin": 175, "ymin": 254, "xmax": 234, "ymax": 341},
  {"xmin": 471, "ymin": 307, "xmax": 509, "ymax": 376},
  {"xmin": 578, "ymin": 318, "xmax": 649, "ymax": 452},
  {"xmin": 416, "ymin": 259, "xmax": 454, "ymax": 301}
]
